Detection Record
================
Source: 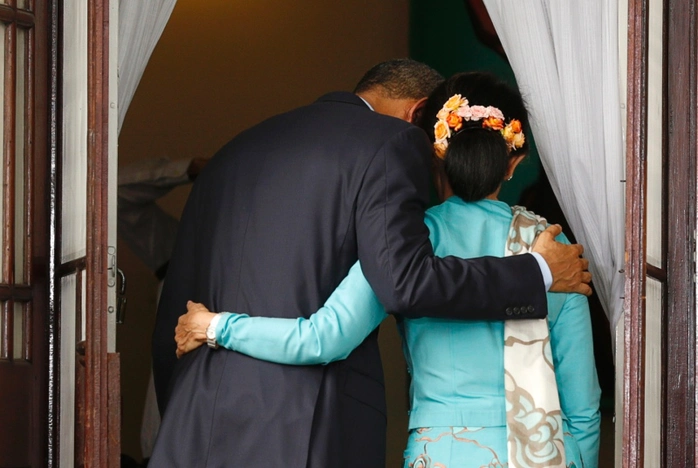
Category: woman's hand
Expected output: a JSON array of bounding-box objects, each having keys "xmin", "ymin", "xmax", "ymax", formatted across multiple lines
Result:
[{"xmin": 175, "ymin": 301, "xmax": 216, "ymax": 358}]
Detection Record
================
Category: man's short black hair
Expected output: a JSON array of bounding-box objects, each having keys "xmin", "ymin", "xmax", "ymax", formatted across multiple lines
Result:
[{"xmin": 353, "ymin": 59, "xmax": 444, "ymax": 100}]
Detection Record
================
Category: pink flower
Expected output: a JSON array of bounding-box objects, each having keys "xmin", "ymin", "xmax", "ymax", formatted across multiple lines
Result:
[
  {"xmin": 487, "ymin": 106, "xmax": 505, "ymax": 120},
  {"xmin": 469, "ymin": 105, "xmax": 488, "ymax": 120},
  {"xmin": 456, "ymin": 105, "xmax": 472, "ymax": 119}
]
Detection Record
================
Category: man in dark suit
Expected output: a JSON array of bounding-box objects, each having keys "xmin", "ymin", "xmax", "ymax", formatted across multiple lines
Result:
[{"xmin": 150, "ymin": 59, "xmax": 590, "ymax": 467}]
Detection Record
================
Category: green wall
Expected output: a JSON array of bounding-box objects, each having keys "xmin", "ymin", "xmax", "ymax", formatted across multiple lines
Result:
[{"xmin": 409, "ymin": 0, "xmax": 541, "ymax": 206}]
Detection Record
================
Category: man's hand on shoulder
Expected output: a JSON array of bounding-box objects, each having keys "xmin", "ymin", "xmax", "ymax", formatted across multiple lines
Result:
[{"xmin": 532, "ymin": 224, "xmax": 592, "ymax": 296}]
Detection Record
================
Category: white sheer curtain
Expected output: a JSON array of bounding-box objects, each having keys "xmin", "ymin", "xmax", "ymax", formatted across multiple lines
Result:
[
  {"xmin": 118, "ymin": 0, "xmax": 177, "ymax": 134},
  {"xmin": 482, "ymin": 1, "xmax": 625, "ymax": 332}
]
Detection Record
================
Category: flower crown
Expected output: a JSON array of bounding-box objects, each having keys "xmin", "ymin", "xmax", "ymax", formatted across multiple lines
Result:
[{"xmin": 433, "ymin": 94, "xmax": 525, "ymax": 159}]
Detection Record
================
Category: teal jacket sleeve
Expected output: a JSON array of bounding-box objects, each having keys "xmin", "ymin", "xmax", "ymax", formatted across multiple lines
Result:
[
  {"xmin": 550, "ymin": 292, "xmax": 602, "ymax": 468},
  {"xmin": 214, "ymin": 262, "xmax": 388, "ymax": 365}
]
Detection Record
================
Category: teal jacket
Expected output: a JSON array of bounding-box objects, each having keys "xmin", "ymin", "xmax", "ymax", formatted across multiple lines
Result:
[{"xmin": 213, "ymin": 197, "xmax": 601, "ymax": 466}]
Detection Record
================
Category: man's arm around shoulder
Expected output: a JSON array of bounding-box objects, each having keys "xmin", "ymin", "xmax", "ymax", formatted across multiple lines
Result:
[{"xmin": 353, "ymin": 126, "xmax": 581, "ymax": 322}]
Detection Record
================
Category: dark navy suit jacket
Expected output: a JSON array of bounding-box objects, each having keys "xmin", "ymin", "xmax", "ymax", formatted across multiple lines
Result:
[{"xmin": 150, "ymin": 92, "xmax": 546, "ymax": 467}]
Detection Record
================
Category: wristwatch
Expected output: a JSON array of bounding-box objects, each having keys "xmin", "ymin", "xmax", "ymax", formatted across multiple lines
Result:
[{"xmin": 206, "ymin": 314, "xmax": 222, "ymax": 349}]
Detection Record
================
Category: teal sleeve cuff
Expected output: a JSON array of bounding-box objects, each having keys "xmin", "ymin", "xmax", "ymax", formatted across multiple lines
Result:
[{"xmin": 215, "ymin": 312, "xmax": 245, "ymax": 349}]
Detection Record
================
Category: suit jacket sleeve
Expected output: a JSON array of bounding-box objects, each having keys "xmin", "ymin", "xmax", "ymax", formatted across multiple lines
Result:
[
  {"xmin": 355, "ymin": 125, "xmax": 547, "ymax": 320},
  {"xmin": 215, "ymin": 262, "xmax": 387, "ymax": 365}
]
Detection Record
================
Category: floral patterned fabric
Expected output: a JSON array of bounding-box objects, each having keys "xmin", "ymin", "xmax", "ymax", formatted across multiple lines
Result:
[
  {"xmin": 403, "ymin": 425, "xmax": 583, "ymax": 468},
  {"xmin": 503, "ymin": 206, "xmax": 565, "ymax": 467}
]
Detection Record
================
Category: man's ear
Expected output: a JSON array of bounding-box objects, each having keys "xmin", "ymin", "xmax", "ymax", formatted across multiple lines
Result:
[{"xmin": 407, "ymin": 97, "xmax": 429, "ymax": 125}]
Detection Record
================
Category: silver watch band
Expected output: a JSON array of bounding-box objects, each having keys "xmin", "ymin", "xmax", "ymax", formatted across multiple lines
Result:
[{"xmin": 206, "ymin": 313, "xmax": 222, "ymax": 349}]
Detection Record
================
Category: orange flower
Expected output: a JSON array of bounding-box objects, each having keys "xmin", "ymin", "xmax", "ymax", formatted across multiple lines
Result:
[
  {"xmin": 443, "ymin": 94, "xmax": 466, "ymax": 112},
  {"xmin": 434, "ymin": 120, "xmax": 450, "ymax": 141},
  {"xmin": 509, "ymin": 119, "xmax": 522, "ymax": 133},
  {"xmin": 445, "ymin": 112, "xmax": 463, "ymax": 131},
  {"xmin": 433, "ymin": 142, "xmax": 448, "ymax": 159},
  {"xmin": 512, "ymin": 132, "xmax": 526, "ymax": 149},
  {"xmin": 482, "ymin": 116, "xmax": 504, "ymax": 131}
]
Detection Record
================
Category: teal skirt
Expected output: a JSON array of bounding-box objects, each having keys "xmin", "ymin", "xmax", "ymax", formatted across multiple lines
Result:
[{"xmin": 403, "ymin": 426, "xmax": 585, "ymax": 468}]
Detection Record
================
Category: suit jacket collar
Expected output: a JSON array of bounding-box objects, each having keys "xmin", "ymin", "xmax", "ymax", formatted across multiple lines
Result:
[{"xmin": 316, "ymin": 91, "xmax": 369, "ymax": 109}]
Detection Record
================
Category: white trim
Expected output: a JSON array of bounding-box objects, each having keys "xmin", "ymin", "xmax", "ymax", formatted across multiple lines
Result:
[{"xmin": 107, "ymin": 0, "xmax": 118, "ymax": 353}]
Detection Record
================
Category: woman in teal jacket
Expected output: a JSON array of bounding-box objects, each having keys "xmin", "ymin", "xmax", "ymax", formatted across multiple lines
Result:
[{"xmin": 174, "ymin": 72, "xmax": 601, "ymax": 467}]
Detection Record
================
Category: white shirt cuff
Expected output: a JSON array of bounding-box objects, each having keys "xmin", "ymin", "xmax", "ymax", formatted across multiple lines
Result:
[{"xmin": 530, "ymin": 252, "xmax": 552, "ymax": 291}]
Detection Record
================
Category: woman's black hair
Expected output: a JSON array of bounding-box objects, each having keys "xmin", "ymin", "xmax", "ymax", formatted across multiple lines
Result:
[{"xmin": 418, "ymin": 71, "xmax": 529, "ymax": 201}]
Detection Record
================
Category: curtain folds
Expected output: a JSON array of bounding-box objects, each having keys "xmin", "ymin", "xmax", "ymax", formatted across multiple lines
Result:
[
  {"xmin": 482, "ymin": 1, "xmax": 625, "ymax": 332},
  {"xmin": 118, "ymin": 0, "xmax": 177, "ymax": 134}
]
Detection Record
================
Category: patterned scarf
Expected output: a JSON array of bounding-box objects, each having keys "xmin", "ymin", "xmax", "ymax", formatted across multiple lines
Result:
[{"xmin": 504, "ymin": 206, "xmax": 566, "ymax": 468}]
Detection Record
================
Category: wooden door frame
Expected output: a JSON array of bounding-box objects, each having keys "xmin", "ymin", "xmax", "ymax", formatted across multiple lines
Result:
[
  {"xmin": 84, "ymin": 0, "xmax": 119, "ymax": 465},
  {"xmin": 624, "ymin": 0, "xmax": 698, "ymax": 466},
  {"xmin": 47, "ymin": 0, "xmax": 117, "ymax": 465},
  {"xmin": 623, "ymin": 0, "xmax": 649, "ymax": 465},
  {"xmin": 662, "ymin": 0, "xmax": 697, "ymax": 465}
]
